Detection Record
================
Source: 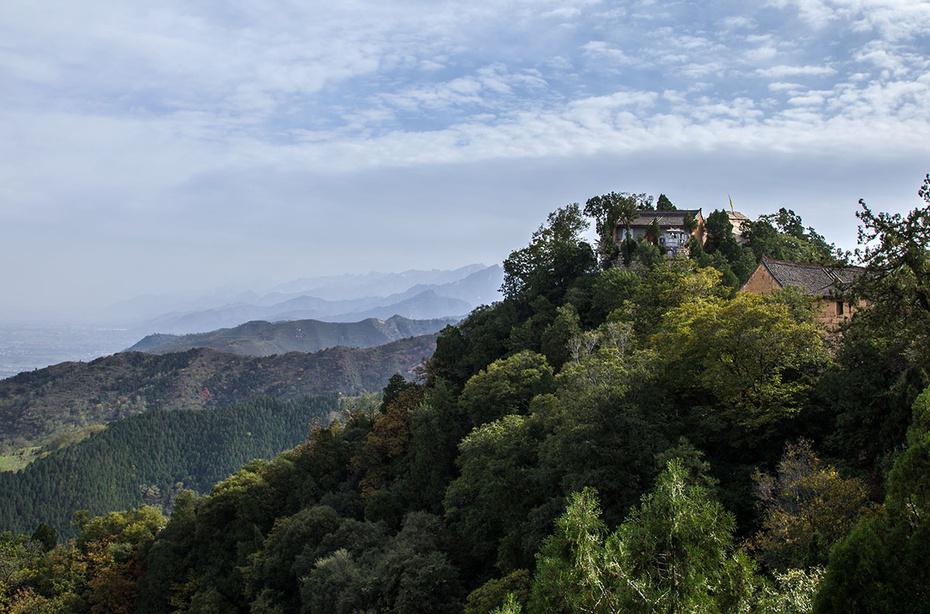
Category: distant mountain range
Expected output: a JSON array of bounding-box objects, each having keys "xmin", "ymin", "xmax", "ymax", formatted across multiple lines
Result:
[
  {"xmin": 0, "ymin": 265, "xmax": 500, "ymax": 383},
  {"xmin": 0, "ymin": 334, "xmax": 437, "ymax": 462},
  {"xmin": 267, "ymin": 263, "xmax": 490, "ymax": 301},
  {"xmin": 128, "ymin": 315, "xmax": 456, "ymax": 356},
  {"xmin": 138, "ymin": 264, "xmax": 502, "ymax": 334}
]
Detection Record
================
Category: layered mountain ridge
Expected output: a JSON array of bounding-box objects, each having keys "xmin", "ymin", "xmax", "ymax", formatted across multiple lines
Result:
[
  {"xmin": 141, "ymin": 264, "xmax": 502, "ymax": 334},
  {"xmin": 0, "ymin": 334, "xmax": 437, "ymax": 460},
  {"xmin": 128, "ymin": 314, "xmax": 455, "ymax": 356}
]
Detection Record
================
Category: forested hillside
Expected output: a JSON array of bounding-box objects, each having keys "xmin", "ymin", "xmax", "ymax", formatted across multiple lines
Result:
[
  {"xmin": 129, "ymin": 315, "xmax": 455, "ymax": 356},
  {"xmin": 0, "ymin": 396, "xmax": 343, "ymax": 537},
  {"xmin": 0, "ymin": 334, "xmax": 436, "ymax": 466},
  {"xmin": 2, "ymin": 180, "xmax": 929, "ymax": 613}
]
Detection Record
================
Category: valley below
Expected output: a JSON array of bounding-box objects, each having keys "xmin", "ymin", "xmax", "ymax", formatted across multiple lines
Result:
[{"xmin": 0, "ymin": 333, "xmax": 437, "ymax": 467}]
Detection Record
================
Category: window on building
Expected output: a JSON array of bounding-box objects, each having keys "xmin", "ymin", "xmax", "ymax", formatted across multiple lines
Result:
[{"xmin": 836, "ymin": 301, "xmax": 844, "ymax": 315}]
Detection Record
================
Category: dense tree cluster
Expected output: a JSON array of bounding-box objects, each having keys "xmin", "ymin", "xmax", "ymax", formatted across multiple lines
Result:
[
  {"xmin": 0, "ymin": 334, "xmax": 433, "ymax": 459},
  {"xmin": 2, "ymin": 176, "xmax": 929, "ymax": 612},
  {"xmin": 0, "ymin": 397, "xmax": 342, "ymax": 537}
]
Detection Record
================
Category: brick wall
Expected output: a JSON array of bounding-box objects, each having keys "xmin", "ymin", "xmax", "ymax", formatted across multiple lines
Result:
[
  {"xmin": 816, "ymin": 299, "xmax": 863, "ymax": 330},
  {"xmin": 741, "ymin": 264, "xmax": 780, "ymax": 294}
]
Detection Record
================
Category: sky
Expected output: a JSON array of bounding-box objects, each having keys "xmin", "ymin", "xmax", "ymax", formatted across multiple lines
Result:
[{"xmin": 1, "ymin": 0, "xmax": 928, "ymax": 321}]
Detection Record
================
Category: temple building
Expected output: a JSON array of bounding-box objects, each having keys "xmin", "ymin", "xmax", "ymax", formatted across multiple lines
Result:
[
  {"xmin": 615, "ymin": 209, "xmax": 706, "ymax": 255},
  {"xmin": 741, "ymin": 256, "xmax": 865, "ymax": 328}
]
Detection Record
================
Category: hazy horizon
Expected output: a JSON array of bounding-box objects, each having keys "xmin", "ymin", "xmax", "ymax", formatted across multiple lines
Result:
[
  {"xmin": 2, "ymin": 1, "xmax": 928, "ymax": 321},
  {"xmin": 0, "ymin": 262, "xmax": 500, "ymax": 326}
]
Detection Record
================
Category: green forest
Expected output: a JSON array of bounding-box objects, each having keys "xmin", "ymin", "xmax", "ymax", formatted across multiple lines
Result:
[
  {"xmin": 0, "ymin": 396, "xmax": 343, "ymax": 536},
  {"xmin": 2, "ymin": 176, "xmax": 929, "ymax": 613},
  {"xmin": 0, "ymin": 333, "xmax": 435, "ymax": 467}
]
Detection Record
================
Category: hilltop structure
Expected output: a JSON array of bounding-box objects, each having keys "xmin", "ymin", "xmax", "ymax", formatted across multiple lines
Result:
[
  {"xmin": 727, "ymin": 210, "xmax": 751, "ymax": 245},
  {"xmin": 741, "ymin": 256, "xmax": 865, "ymax": 328},
  {"xmin": 615, "ymin": 209, "xmax": 706, "ymax": 255}
]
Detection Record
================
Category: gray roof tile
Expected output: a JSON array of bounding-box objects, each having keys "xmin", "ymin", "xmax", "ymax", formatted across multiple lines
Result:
[
  {"xmin": 761, "ymin": 257, "xmax": 864, "ymax": 297},
  {"xmin": 624, "ymin": 209, "xmax": 702, "ymax": 228}
]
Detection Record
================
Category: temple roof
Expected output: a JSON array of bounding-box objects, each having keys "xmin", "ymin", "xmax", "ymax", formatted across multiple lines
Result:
[
  {"xmin": 758, "ymin": 257, "xmax": 864, "ymax": 297},
  {"xmin": 623, "ymin": 209, "xmax": 703, "ymax": 228}
]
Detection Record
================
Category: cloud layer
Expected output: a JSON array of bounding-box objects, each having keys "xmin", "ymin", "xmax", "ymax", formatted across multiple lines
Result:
[{"xmin": 1, "ymin": 0, "xmax": 928, "ymax": 319}]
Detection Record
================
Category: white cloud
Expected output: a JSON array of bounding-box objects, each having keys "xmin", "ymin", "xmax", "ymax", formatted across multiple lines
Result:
[
  {"xmin": 581, "ymin": 41, "xmax": 634, "ymax": 64},
  {"xmin": 1, "ymin": 1, "xmax": 925, "ymax": 178},
  {"xmin": 375, "ymin": 64, "xmax": 548, "ymax": 113},
  {"xmin": 722, "ymin": 16, "xmax": 757, "ymax": 30},
  {"xmin": 788, "ymin": 92, "xmax": 827, "ymax": 105},
  {"xmin": 768, "ymin": 81, "xmax": 803, "ymax": 91},
  {"xmin": 542, "ymin": 7, "xmax": 582, "ymax": 19},
  {"xmin": 768, "ymin": 0, "xmax": 930, "ymax": 40},
  {"xmin": 756, "ymin": 64, "xmax": 837, "ymax": 77},
  {"xmin": 767, "ymin": 0, "xmax": 838, "ymax": 27},
  {"xmin": 662, "ymin": 89, "xmax": 687, "ymax": 105},
  {"xmin": 745, "ymin": 45, "xmax": 779, "ymax": 62},
  {"xmin": 854, "ymin": 41, "xmax": 929, "ymax": 78},
  {"xmin": 16, "ymin": 75, "xmax": 919, "ymax": 183},
  {"xmin": 1, "ymin": 0, "xmax": 929, "ymax": 316},
  {"xmin": 0, "ymin": 1, "xmax": 925, "ymax": 179}
]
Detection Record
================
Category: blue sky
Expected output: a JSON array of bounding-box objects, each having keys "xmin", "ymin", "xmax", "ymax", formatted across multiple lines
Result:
[{"xmin": 1, "ymin": 0, "xmax": 928, "ymax": 320}]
